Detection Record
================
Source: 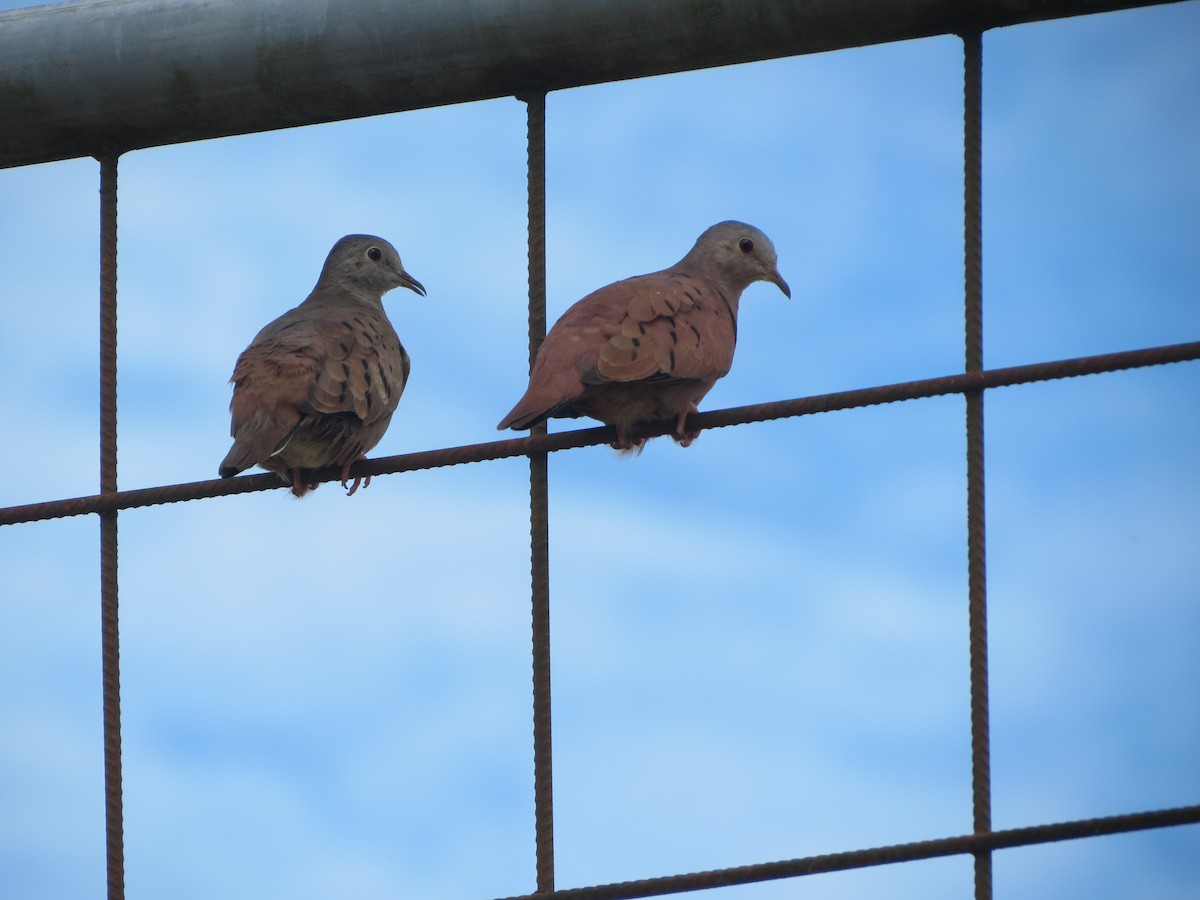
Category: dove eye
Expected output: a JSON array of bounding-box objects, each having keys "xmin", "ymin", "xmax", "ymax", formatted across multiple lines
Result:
[
  {"xmin": 366, "ymin": 246, "xmax": 383, "ymax": 262},
  {"xmin": 738, "ymin": 238, "xmax": 754, "ymax": 254}
]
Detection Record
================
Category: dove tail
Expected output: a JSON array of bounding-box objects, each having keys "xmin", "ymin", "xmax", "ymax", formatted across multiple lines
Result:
[
  {"xmin": 497, "ymin": 409, "xmax": 546, "ymax": 432},
  {"xmin": 497, "ymin": 395, "xmax": 554, "ymax": 432},
  {"xmin": 219, "ymin": 446, "xmax": 251, "ymax": 478},
  {"xmin": 219, "ymin": 416, "xmax": 302, "ymax": 478}
]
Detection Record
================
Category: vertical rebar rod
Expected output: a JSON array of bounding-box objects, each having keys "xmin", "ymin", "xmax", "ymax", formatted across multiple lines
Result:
[
  {"xmin": 522, "ymin": 90, "xmax": 554, "ymax": 895},
  {"xmin": 960, "ymin": 30, "xmax": 992, "ymax": 900},
  {"xmin": 97, "ymin": 152, "xmax": 125, "ymax": 900}
]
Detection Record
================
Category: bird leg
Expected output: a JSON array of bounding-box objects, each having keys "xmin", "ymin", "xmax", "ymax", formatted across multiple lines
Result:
[
  {"xmin": 289, "ymin": 467, "xmax": 315, "ymax": 498},
  {"xmin": 673, "ymin": 404, "xmax": 702, "ymax": 447},
  {"xmin": 340, "ymin": 455, "xmax": 372, "ymax": 496},
  {"xmin": 612, "ymin": 426, "xmax": 634, "ymax": 451},
  {"xmin": 610, "ymin": 425, "xmax": 648, "ymax": 456}
]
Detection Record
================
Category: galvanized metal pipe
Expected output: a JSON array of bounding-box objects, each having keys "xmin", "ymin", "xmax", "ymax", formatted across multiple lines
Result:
[{"xmin": 0, "ymin": 0, "xmax": 1182, "ymax": 168}]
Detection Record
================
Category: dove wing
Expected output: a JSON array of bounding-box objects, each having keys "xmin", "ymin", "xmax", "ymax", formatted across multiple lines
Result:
[
  {"xmin": 590, "ymin": 272, "xmax": 736, "ymax": 386},
  {"xmin": 304, "ymin": 308, "xmax": 408, "ymax": 427},
  {"xmin": 497, "ymin": 271, "xmax": 736, "ymax": 431},
  {"xmin": 221, "ymin": 317, "xmax": 324, "ymax": 475},
  {"xmin": 221, "ymin": 303, "xmax": 408, "ymax": 475}
]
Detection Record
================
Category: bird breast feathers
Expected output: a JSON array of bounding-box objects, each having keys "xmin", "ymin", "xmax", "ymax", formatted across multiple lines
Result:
[{"xmin": 234, "ymin": 314, "xmax": 403, "ymax": 428}]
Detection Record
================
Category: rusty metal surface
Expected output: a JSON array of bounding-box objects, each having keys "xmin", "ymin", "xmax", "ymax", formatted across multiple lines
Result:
[
  {"xmin": 492, "ymin": 804, "xmax": 1200, "ymax": 900},
  {"xmin": 2, "ymin": 340, "xmax": 1197, "ymax": 528},
  {"xmin": 97, "ymin": 153, "xmax": 125, "ymax": 900},
  {"xmin": 523, "ymin": 90, "xmax": 556, "ymax": 895},
  {"xmin": 960, "ymin": 30, "xmax": 993, "ymax": 900},
  {"xmin": 0, "ymin": 0, "xmax": 1186, "ymax": 169}
]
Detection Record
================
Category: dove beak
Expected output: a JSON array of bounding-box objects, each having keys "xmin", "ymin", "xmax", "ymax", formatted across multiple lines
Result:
[
  {"xmin": 399, "ymin": 270, "xmax": 427, "ymax": 297},
  {"xmin": 770, "ymin": 269, "xmax": 791, "ymax": 299}
]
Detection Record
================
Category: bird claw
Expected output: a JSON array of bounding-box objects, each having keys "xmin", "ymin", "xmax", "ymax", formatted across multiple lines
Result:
[
  {"xmin": 673, "ymin": 405, "xmax": 701, "ymax": 447},
  {"xmin": 340, "ymin": 457, "xmax": 371, "ymax": 496},
  {"xmin": 610, "ymin": 426, "xmax": 647, "ymax": 456},
  {"xmin": 289, "ymin": 468, "xmax": 315, "ymax": 498}
]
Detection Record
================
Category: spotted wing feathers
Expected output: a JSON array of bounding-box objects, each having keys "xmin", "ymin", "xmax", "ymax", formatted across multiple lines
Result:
[
  {"xmin": 498, "ymin": 271, "xmax": 735, "ymax": 431},
  {"xmin": 220, "ymin": 306, "xmax": 407, "ymax": 477}
]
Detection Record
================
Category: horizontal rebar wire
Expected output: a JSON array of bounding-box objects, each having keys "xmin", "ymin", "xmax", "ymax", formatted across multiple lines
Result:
[
  {"xmin": 494, "ymin": 804, "xmax": 1200, "ymax": 900},
  {"xmin": 2, "ymin": 339, "xmax": 1197, "ymax": 527}
]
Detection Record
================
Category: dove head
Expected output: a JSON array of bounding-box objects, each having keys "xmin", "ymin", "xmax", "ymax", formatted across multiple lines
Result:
[
  {"xmin": 318, "ymin": 234, "xmax": 426, "ymax": 299},
  {"xmin": 682, "ymin": 221, "xmax": 791, "ymax": 301}
]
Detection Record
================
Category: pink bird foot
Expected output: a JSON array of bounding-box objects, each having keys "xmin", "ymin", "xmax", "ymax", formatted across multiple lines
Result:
[
  {"xmin": 673, "ymin": 404, "xmax": 702, "ymax": 447},
  {"xmin": 289, "ymin": 468, "xmax": 317, "ymax": 498},
  {"xmin": 340, "ymin": 455, "xmax": 372, "ymax": 496}
]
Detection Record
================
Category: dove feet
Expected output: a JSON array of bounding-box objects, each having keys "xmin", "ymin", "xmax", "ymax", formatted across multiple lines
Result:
[
  {"xmin": 279, "ymin": 457, "xmax": 370, "ymax": 497},
  {"xmin": 609, "ymin": 406, "xmax": 700, "ymax": 454},
  {"xmin": 610, "ymin": 426, "xmax": 648, "ymax": 456},
  {"xmin": 340, "ymin": 455, "xmax": 372, "ymax": 497},
  {"xmin": 672, "ymin": 404, "xmax": 702, "ymax": 447},
  {"xmin": 288, "ymin": 468, "xmax": 319, "ymax": 498}
]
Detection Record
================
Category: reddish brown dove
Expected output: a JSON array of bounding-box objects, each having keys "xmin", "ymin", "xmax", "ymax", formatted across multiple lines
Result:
[
  {"xmin": 497, "ymin": 221, "xmax": 790, "ymax": 451},
  {"xmin": 219, "ymin": 234, "xmax": 425, "ymax": 496}
]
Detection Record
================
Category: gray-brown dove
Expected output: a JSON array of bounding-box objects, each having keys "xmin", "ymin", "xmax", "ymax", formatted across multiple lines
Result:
[
  {"xmin": 219, "ymin": 234, "xmax": 425, "ymax": 496},
  {"xmin": 497, "ymin": 221, "xmax": 790, "ymax": 451}
]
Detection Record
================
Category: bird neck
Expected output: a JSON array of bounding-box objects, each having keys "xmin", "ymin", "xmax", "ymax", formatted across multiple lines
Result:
[
  {"xmin": 668, "ymin": 259, "xmax": 746, "ymax": 317},
  {"xmin": 305, "ymin": 284, "xmax": 385, "ymax": 309}
]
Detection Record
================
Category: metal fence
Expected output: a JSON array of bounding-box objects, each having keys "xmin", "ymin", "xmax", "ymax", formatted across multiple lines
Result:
[{"xmin": 2, "ymin": 1, "xmax": 1198, "ymax": 899}]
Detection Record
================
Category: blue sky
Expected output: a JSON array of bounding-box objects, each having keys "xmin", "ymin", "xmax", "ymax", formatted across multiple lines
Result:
[{"xmin": 1, "ymin": 2, "xmax": 1198, "ymax": 899}]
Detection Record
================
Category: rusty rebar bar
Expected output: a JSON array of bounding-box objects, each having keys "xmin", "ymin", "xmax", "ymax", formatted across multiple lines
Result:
[
  {"xmin": 1, "ymin": 341, "xmax": 1197, "ymax": 528},
  {"xmin": 523, "ymin": 89, "xmax": 555, "ymax": 895},
  {"xmin": 492, "ymin": 804, "xmax": 1200, "ymax": 900},
  {"xmin": 960, "ymin": 29, "xmax": 992, "ymax": 900},
  {"xmin": 97, "ymin": 152, "xmax": 125, "ymax": 900}
]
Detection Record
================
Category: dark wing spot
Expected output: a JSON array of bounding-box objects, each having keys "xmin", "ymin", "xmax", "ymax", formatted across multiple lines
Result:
[
  {"xmin": 713, "ymin": 287, "xmax": 738, "ymax": 339},
  {"xmin": 689, "ymin": 323, "xmax": 702, "ymax": 340},
  {"xmin": 684, "ymin": 291, "xmax": 696, "ymax": 303},
  {"xmin": 669, "ymin": 349, "xmax": 676, "ymax": 370},
  {"xmin": 631, "ymin": 337, "xmax": 641, "ymax": 347},
  {"xmin": 669, "ymin": 329, "xmax": 678, "ymax": 344}
]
